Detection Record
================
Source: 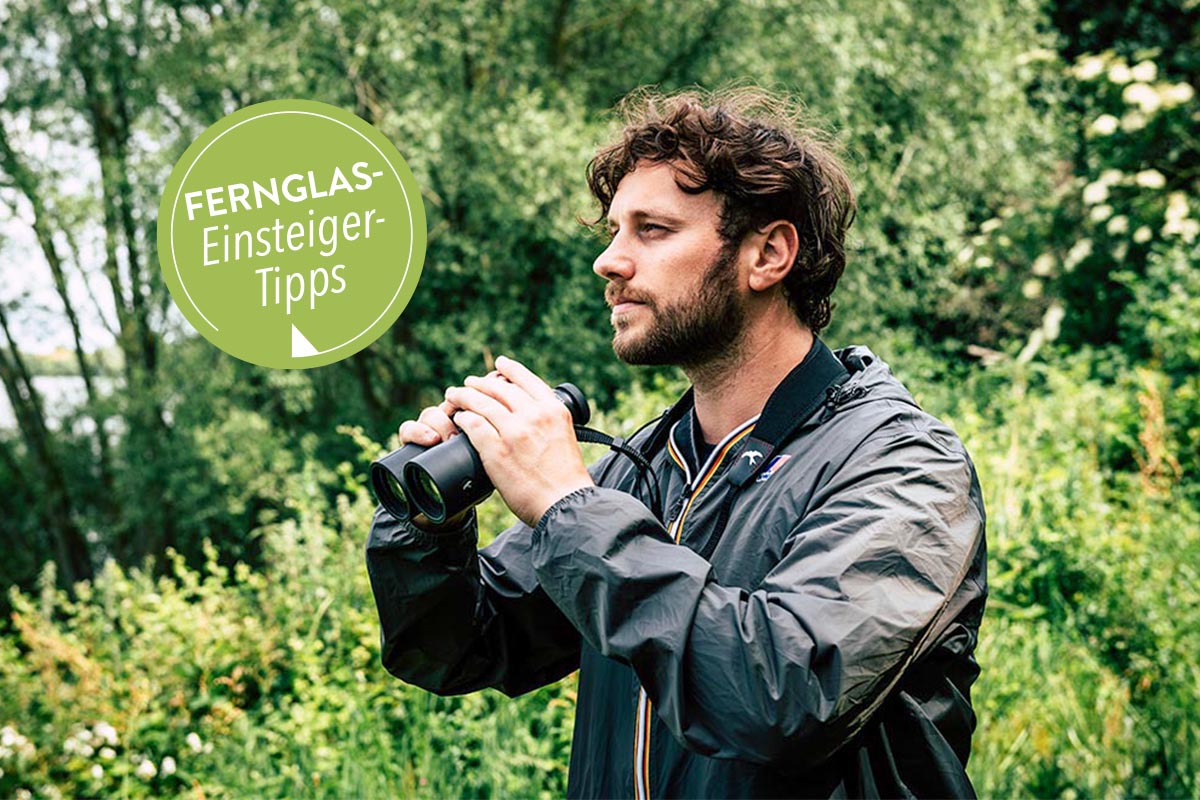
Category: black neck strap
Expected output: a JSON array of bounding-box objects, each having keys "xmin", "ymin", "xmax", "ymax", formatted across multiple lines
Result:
[
  {"xmin": 723, "ymin": 337, "xmax": 849, "ymax": 487},
  {"xmin": 637, "ymin": 386, "xmax": 695, "ymax": 463},
  {"xmin": 631, "ymin": 339, "xmax": 848, "ymax": 533},
  {"xmin": 693, "ymin": 339, "xmax": 849, "ymax": 562}
]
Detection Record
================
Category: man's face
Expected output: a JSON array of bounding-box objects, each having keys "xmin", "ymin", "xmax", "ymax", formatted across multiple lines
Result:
[{"xmin": 593, "ymin": 162, "xmax": 746, "ymax": 368}]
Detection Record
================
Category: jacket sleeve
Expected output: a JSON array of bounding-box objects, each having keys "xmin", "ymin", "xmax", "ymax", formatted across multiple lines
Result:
[
  {"xmin": 365, "ymin": 505, "xmax": 582, "ymax": 697},
  {"xmin": 528, "ymin": 429, "xmax": 985, "ymax": 768}
]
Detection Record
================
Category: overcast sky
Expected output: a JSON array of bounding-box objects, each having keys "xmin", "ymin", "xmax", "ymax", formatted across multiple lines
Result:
[{"xmin": 1, "ymin": 104, "xmax": 121, "ymax": 357}]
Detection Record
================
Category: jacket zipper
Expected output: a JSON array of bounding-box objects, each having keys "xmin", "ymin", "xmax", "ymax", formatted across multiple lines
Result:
[{"xmin": 632, "ymin": 418, "xmax": 756, "ymax": 800}]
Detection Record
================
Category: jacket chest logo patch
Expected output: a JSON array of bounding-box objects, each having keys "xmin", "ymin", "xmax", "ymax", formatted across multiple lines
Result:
[
  {"xmin": 741, "ymin": 449, "xmax": 764, "ymax": 467},
  {"xmin": 755, "ymin": 454, "xmax": 791, "ymax": 483}
]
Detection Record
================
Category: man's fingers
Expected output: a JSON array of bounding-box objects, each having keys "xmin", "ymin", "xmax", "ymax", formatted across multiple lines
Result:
[
  {"xmin": 398, "ymin": 420, "xmax": 441, "ymax": 447},
  {"xmin": 494, "ymin": 355, "xmax": 558, "ymax": 403},
  {"xmin": 464, "ymin": 373, "xmax": 527, "ymax": 411},
  {"xmin": 446, "ymin": 385, "xmax": 514, "ymax": 426},
  {"xmin": 398, "ymin": 399, "xmax": 461, "ymax": 446},
  {"xmin": 418, "ymin": 404, "xmax": 458, "ymax": 440},
  {"xmin": 453, "ymin": 409, "xmax": 501, "ymax": 452}
]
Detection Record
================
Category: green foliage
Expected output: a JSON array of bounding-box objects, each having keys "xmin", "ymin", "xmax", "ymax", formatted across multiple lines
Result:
[
  {"xmin": 0, "ymin": 467, "xmax": 575, "ymax": 799},
  {"xmin": 2, "ymin": 0, "xmax": 1200, "ymax": 796},
  {"xmin": 5, "ymin": 353, "xmax": 1200, "ymax": 797},
  {"xmin": 909, "ymin": 352, "xmax": 1200, "ymax": 798}
]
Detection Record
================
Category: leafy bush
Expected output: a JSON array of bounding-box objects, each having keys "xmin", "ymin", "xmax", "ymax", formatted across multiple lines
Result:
[
  {"xmin": 4, "ymin": 351, "xmax": 1200, "ymax": 798},
  {"xmin": 0, "ymin": 453, "xmax": 574, "ymax": 799},
  {"xmin": 920, "ymin": 353, "xmax": 1200, "ymax": 798}
]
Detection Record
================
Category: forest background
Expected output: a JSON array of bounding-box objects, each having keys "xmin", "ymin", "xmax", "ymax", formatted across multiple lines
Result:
[{"xmin": 1, "ymin": 0, "xmax": 1198, "ymax": 797}]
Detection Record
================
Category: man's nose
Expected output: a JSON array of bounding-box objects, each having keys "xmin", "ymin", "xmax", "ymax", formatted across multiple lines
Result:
[{"xmin": 593, "ymin": 236, "xmax": 634, "ymax": 281}]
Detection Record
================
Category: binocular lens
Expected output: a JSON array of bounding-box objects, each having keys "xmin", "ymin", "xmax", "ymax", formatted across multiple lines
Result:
[
  {"xmin": 369, "ymin": 463, "xmax": 411, "ymax": 520},
  {"xmin": 382, "ymin": 472, "xmax": 409, "ymax": 515},
  {"xmin": 369, "ymin": 442, "xmax": 430, "ymax": 521},
  {"xmin": 410, "ymin": 466, "xmax": 447, "ymax": 522}
]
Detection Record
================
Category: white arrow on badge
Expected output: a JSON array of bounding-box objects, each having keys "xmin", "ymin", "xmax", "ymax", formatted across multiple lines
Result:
[{"xmin": 291, "ymin": 324, "xmax": 320, "ymax": 358}]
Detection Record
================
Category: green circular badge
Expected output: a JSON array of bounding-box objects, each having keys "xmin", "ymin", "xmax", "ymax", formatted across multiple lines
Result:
[{"xmin": 157, "ymin": 99, "xmax": 426, "ymax": 369}]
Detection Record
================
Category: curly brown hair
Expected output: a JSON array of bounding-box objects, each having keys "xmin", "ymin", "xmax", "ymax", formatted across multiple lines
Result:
[{"xmin": 587, "ymin": 87, "xmax": 857, "ymax": 334}]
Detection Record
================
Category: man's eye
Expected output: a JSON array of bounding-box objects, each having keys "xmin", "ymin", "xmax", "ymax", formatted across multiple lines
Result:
[{"xmin": 641, "ymin": 223, "xmax": 667, "ymax": 234}]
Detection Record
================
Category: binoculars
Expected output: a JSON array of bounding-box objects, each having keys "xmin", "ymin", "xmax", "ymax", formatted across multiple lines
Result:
[{"xmin": 370, "ymin": 382, "xmax": 590, "ymax": 524}]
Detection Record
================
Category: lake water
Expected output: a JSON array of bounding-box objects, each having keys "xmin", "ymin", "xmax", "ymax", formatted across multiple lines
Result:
[{"xmin": 0, "ymin": 375, "xmax": 118, "ymax": 432}]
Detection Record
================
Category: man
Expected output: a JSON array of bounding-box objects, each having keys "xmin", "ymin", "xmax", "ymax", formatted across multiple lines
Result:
[{"xmin": 366, "ymin": 88, "xmax": 987, "ymax": 798}]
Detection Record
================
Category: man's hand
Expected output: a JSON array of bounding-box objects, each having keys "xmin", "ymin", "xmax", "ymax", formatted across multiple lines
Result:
[
  {"xmin": 445, "ymin": 355, "xmax": 594, "ymax": 527},
  {"xmin": 398, "ymin": 398, "xmax": 459, "ymax": 448}
]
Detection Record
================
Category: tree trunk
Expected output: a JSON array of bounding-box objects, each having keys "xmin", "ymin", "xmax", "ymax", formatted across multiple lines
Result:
[{"xmin": 0, "ymin": 304, "xmax": 93, "ymax": 585}]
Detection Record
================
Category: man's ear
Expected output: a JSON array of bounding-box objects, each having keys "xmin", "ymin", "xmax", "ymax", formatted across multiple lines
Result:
[{"xmin": 746, "ymin": 221, "xmax": 799, "ymax": 292}]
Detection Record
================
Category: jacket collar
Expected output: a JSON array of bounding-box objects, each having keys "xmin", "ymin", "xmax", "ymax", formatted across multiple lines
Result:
[
  {"xmin": 654, "ymin": 337, "xmax": 848, "ymax": 486},
  {"xmin": 667, "ymin": 410, "xmax": 759, "ymax": 487},
  {"xmin": 724, "ymin": 337, "xmax": 849, "ymax": 487}
]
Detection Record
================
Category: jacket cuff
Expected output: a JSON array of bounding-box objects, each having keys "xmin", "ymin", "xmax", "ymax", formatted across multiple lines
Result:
[
  {"xmin": 369, "ymin": 505, "xmax": 478, "ymax": 550},
  {"xmin": 533, "ymin": 485, "xmax": 606, "ymax": 537}
]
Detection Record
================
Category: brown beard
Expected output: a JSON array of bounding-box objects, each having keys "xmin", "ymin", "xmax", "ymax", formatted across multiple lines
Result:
[{"xmin": 610, "ymin": 242, "xmax": 745, "ymax": 368}]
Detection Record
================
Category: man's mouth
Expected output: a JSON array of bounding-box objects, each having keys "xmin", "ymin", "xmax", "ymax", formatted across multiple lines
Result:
[{"xmin": 606, "ymin": 286, "xmax": 652, "ymax": 314}]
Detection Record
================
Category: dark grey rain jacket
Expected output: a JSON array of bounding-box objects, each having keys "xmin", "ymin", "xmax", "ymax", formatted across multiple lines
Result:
[{"xmin": 366, "ymin": 341, "xmax": 987, "ymax": 798}]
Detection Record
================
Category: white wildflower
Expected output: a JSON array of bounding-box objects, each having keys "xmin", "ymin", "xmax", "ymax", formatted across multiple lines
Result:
[
  {"xmin": 135, "ymin": 759, "xmax": 157, "ymax": 780},
  {"xmin": 161, "ymin": 756, "xmax": 177, "ymax": 776},
  {"xmin": 0, "ymin": 727, "xmax": 34, "ymax": 762},
  {"xmin": 1044, "ymin": 302, "xmax": 1066, "ymax": 342},
  {"xmin": 1022, "ymin": 279, "xmax": 1043, "ymax": 299},
  {"xmin": 93, "ymin": 722, "xmax": 118, "ymax": 746},
  {"xmin": 1089, "ymin": 204, "xmax": 1114, "ymax": 223},
  {"xmin": 91, "ymin": 764, "xmax": 104, "ymax": 780},
  {"xmin": 980, "ymin": 218, "xmax": 1002, "ymax": 234},
  {"xmin": 1165, "ymin": 192, "xmax": 1189, "ymax": 223},
  {"xmin": 1123, "ymin": 83, "xmax": 1162, "ymax": 114},
  {"xmin": 1130, "ymin": 61, "xmax": 1158, "ymax": 82},
  {"xmin": 1162, "ymin": 82, "xmax": 1195, "ymax": 106},
  {"xmin": 1135, "ymin": 169, "xmax": 1166, "ymax": 189},
  {"xmin": 1017, "ymin": 48, "xmax": 1055, "ymax": 65},
  {"xmin": 1121, "ymin": 112, "xmax": 1147, "ymax": 132},
  {"xmin": 974, "ymin": 256, "xmax": 994, "ymax": 269},
  {"xmin": 1108, "ymin": 63, "xmax": 1132, "ymax": 83},
  {"xmin": 186, "ymin": 732, "xmax": 203, "ymax": 753},
  {"xmin": 1064, "ymin": 239, "xmax": 1093, "ymax": 271},
  {"xmin": 1107, "ymin": 215, "xmax": 1129, "ymax": 235},
  {"xmin": 1032, "ymin": 253, "xmax": 1056, "ymax": 276},
  {"xmin": 1090, "ymin": 114, "xmax": 1119, "ymax": 135},
  {"xmin": 1074, "ymin": 56, "xmax": 1105, "ymax": 81},
  {"xmin": 99, "ymin": 746, "xmax": 116, "ymax": 760},
  {"xmin": 1099, "ymin": 169, "xmax": 1124, "ymax": 185},
  {"xmin": 1133, "ymin": 225, "xmax": 1153, "ymax": 243},
  {"xmin": 1082, "ymin": 181, "xmax": 1109, "ymax": 205}
]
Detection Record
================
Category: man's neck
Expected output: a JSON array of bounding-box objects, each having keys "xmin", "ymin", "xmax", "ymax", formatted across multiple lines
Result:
[{"xmin": 684, "ymin": 313, "xmax": 814, "ymax": 445}]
